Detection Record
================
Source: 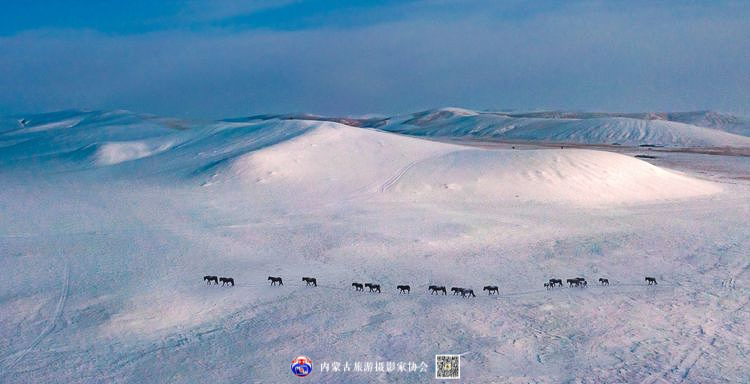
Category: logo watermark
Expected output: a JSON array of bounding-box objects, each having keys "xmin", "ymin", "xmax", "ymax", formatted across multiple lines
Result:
[
  {"xmin": 291, "ymin": 355, "xmax": 313, "ymax": 377},
  {"xmin": 317, "ymin": 360, "xmax": 428, "ymax": 374}
]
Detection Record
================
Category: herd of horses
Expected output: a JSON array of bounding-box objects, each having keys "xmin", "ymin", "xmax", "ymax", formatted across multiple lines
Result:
[
  {"xmin": 204, "ymin": 275, "xmax": 659, "ymax": 293},
  {"xmin": 203, "ymin": 275, "xmax": 234, "ymax": 286},
  {"xmin": 542, "ymin": 277, "xmax": 613, "ymax": 289}
]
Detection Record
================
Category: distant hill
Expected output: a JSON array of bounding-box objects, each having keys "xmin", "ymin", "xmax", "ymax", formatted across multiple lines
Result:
[{"xmin": 374, "ymin": 108, "xmax": 750, "ymax": 147}]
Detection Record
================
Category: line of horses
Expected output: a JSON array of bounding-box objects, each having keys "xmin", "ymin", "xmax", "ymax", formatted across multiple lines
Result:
[
  {"xmin": 542, "ymin": 277, "xmax": 614, "ymax": 289},
  {"xmin": 203, "ymin": 275, "xmax": 234, "ymax": 286},
  {"xmin": 205, "ymin": 275, "xmax": 659, "ymax": 293}
]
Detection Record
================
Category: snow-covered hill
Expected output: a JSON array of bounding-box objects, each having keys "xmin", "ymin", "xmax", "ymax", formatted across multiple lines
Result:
[
  {"xmin": 658, "ymin": 110, "xmax": 750, "ymax": 137},
  {"xmin": 376, "ymin": 108, "xmax": 750, "ymax": 147},
  {"xmin": 0, "ymin": 110, "xmax": 189, "ymax": 167},
  {"xmin": 1, "ymin": 111, "xmax": 720, "ymax": 204},
  {"xmin": 220, "ymin": 122, "xmax": 718, "ymax": 204}
]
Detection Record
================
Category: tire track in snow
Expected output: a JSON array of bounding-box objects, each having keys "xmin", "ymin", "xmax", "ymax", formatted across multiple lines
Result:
[
  {"xmin": 1, "ymin": 260, "xmax": 69, "ymax": 375},
  {"xmin": 343, "ymin": 150, "xmax": 460, "ymax": 201},
  {"xmin": 380, "ymin": 160, "xmax": 420, "ymax": 193},
  {"xmin": 379, "ymin": 149, "xmax": 465, "ymax": 193}
]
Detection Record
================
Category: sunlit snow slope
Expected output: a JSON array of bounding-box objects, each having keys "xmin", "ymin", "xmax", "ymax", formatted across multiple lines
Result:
[{"xmin": 219, "ymin": 122, "xmax": 719, "ymax": 204}]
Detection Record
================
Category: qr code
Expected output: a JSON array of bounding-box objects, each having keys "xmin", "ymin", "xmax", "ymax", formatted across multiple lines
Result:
[{"xmin": 435, "ymin": 354, "xmax": 460, "ymax": 379}]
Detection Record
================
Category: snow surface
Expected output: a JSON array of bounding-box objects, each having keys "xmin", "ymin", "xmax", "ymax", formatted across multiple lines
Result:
[{"xmin": 1, "ymin": 111, "xmax": 749, "ymax": 383}]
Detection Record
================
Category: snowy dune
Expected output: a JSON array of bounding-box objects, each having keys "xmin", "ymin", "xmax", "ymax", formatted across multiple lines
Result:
[{"xmin": 1, "ymin": 110, "xmax": 749, "ymax": 383}]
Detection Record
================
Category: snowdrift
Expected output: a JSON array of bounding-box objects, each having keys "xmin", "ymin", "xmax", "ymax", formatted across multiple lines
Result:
[{"xmin": 94, "ymin": 141, "xmax": 175, "ymax": 166}]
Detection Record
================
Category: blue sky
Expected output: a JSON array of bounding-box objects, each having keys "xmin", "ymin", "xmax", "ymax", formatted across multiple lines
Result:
[{"xmin": 0, "ymin": 1, "xmax": 748, "ymax": 118}]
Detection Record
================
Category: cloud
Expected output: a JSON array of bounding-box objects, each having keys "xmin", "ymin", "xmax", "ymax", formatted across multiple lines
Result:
[
  {"xmin": 175, "ymin": 0, "xmax": 303, "ymax": 23},
  {"xmin": 0, "ymin": 1, "xmax": 748, "ymax": 118}
]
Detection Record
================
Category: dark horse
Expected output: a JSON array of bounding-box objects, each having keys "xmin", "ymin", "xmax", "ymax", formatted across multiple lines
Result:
[
  {"xmin": 352, "ymin": 282, "xmax": 364, "ymax": 291},
  {"xmin": 645, "ymin": 277, "xmax": 657, "ymax": 285},
  {"xmin": 544, "ymin": 282, "xmax": 550, "ymax": 290},
  {"xmin": 549, "ymin": 279, "xmax": 563, "ymax": 287},
  {"xmin": 429, "ymin": 285, "xmax": 447, "ymax": 295},
  {"xmin": 365, "ymin": 283, "xmax": 381, "ymax": 293},
  {"xmin": 567, "ymin": 277, "xmax": 587, "ymax": 287},
  {"xmin": 461, "ymin": 289, "xmax": 476, "ymax": 298},
  {"xmin": 302, "ymin": 277, "xmax": 317, "ymax": 286},
  {"xmin": 397, "ymin": 285, "xmax": 410, "ymax": 294},
  {"xmin": 451, "ymin": 287, "xmax": 463, "ymax": 295},
  {"xmin": 483, "ymin": 285, "xmax": 499, "ymax": 295},
  {"xmin": 268, "ymin": 276, "xmax": 283, "ymax": 286},
  {"xmin": 203, "ymin": 275, "xmax": 218, "ymax": 285},
  {"xmin": 599, "ymin": 278, "xmax": 609, "ymax": 286},
  {"xmin": 219, "ymin": 277, "xmax": 234, "ymax": 286}
]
